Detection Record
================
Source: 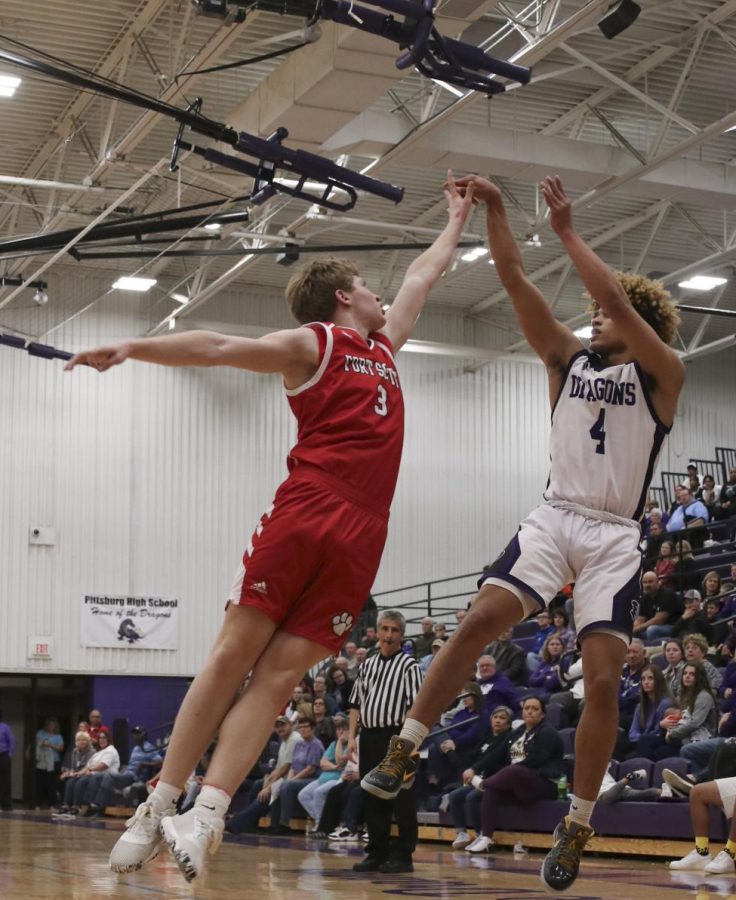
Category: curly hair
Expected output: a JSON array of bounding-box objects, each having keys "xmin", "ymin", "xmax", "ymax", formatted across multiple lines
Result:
[{"xmin": 587, "ymin": 272, "xmax": 680, "ymax": 345}]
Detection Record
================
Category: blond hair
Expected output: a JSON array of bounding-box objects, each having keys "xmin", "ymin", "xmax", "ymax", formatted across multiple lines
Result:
[
  {"xmin": 587, "ymin": 272, "xmax": 680, "ymax": 345},
  {"xmin": 285, "ymin": 258, "xmax": 358, "ymax": 324}
]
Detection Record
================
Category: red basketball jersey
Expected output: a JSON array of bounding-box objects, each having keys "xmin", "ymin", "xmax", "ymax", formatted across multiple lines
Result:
[{"xmin": 285, "ymin": 322, "xmax": 404, "ymax": 514}]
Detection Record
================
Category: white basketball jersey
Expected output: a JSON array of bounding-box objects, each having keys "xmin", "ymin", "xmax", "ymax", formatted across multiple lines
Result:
[{"xmin": 544, "ymin": 351, "xmax": 670, "ymax": 521}]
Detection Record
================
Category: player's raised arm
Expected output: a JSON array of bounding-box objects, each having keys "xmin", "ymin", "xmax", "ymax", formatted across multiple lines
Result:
[
  {"xmin": 541, "ymin": 175, "xmax": 684, "ymax": 398},
  {"xmin": 456, "ymin": 175, "xmax": 582, "ymax": 374},
  {"xmin": 381, "ymin": 170, "xmax": 475, "ymax": 352},
  {"xmin": 63, "ymin": 327, "xmax": 319, "ymax": 381}
]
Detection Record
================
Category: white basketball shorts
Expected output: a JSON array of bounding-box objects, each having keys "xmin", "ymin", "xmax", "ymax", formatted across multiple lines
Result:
[{"xmin": 482, "ymin": 503, "xmax": 642, "ymax": 646}]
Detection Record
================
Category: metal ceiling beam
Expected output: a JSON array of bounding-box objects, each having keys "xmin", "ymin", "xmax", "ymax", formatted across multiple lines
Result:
[
  {"xmin": 0, "ymin": 0, "xmax": 171, "ymax": 230},
  {"xmin": 686, "ymin": 282, "xmax": 729, "ymax": 352},
  {"xmin": 541, "ymin": 0, "xmax": 736, "ymax": 138},
  {"xmin": 559, "ymin": 43, "xmax": 699, "ymax": 136},
  {"xmin": 468, "ymin": 201, "xmax": 668, "ymax": 314}
]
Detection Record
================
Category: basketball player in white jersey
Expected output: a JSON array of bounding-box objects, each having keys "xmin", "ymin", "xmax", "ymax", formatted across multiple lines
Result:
[{"xmin": 362, "ymin": 174, "xmax": 684, "ymax": 892}]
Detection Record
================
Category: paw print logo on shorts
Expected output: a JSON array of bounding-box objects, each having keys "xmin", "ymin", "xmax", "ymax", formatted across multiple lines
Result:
[{"xmin": 332, "ymin": 612, "xmax": 353, "ymax": 636}]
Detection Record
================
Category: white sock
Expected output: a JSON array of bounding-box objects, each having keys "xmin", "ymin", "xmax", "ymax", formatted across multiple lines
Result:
[
  {"xmin": 195, "ymin": 784, "xmax": 232, "ymax": 820},
  {"xmin": 150, "ymin": 782, "xmax": 181, "ymax": 810},
  {"xmin": 400, "ymin": 718, "xmax": 429, "ymax": 750},
  {"xmin": 568, "ymin": 795, "xmax": 595, "ymax": 828}
]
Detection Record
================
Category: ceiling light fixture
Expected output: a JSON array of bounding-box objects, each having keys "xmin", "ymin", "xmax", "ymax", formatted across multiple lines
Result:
[
  {"xmin": 0, "ymin": 74, "xmax": 21, "ymax": 98},
  {"xmin": 171, "ymin": 293, "xmax": 189, "ymax": 305},
  {"xmin": 598, "ymin": 0, "xmax": 641, "ymax": 40},
  {"xmin": 460, "ymin": 247, "xmax": 488, "ymax": 262},
  {"xmin": 204, "ymin": 222, "xmax": 221, "ymax": 231},
  {"xmin": 678, "ymin": 275, "xmax": 728, "ymax": 291},
  {"xmin": 112, "ymin": 276, "xmax": 157, "ymax": 292},
  {"xmin": 574, "ymin": 325, "xmax": 593, "ymax": 339}
]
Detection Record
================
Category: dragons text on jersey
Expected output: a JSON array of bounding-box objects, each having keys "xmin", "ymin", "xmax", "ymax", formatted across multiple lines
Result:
[{"xmin": 544, "ymin": 350, "xmax": 670, "ymax": 521}]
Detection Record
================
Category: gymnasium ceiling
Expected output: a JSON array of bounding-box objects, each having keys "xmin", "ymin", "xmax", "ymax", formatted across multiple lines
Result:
[{"xmin": 1, "ymin": 0, "xmax": 736, "ymax": 363}]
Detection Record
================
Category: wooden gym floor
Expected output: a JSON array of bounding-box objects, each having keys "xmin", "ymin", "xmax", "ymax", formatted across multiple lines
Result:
[{"xmin": 0, "ymin": 810, "xmax": 734, "ymax": 899}]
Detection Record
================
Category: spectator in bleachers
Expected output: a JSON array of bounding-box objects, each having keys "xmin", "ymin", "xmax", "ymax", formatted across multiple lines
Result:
[
  {"xmin": 313, "ymin": 675, "xmax": 338, "ymax": 716},
  {"xmin": 684, "ymin": 634, "xmax": 723, "ymax": 691},
  {"xmin": 644, "ymin": 505, "xmax": 664, "ymax": 536},
  {"xmin": 696, "ymin": 474, "xmax": 718, "ymax": 517},
  {"xmin": 326, "ymin": 665, "xmax": 352, "ymax": 712},
  {"xmin": 666, "ymin": 486, "xmax": 710, "ymax": 549},
  {"xmin": 702, "ymin": 571, "xmax": 723, "ymax": 605},
  {"xmin": 434, "ymin": 623, "xmax": 449, "ymax": 643},
  {"xmin": 360, "ymin": 626, "xmax": 379, "ymax": 652},
  {"xmin": 703, "ymin": 599, "xmax": 729, "ymax": 651},
  {"xmin": 64, "ymin": 730, "xmax": 120, "ymax": 815},
  {"xmin": 627, "ymin": 664, "xmax": 673, "ymax": 760},
  {"xmin": 552, "ymin": 609, "xmax": 576, "ymax": 652},
  {"xmin": 679, "ymin": 701, "xmax": 736, "ymax": 783},
  {"xmin": 661, "ymin": 638, "xmax": 686, "ymax": 699},
  {"xmin": 670, "ymin": 592, "xmax": 707, "ymax": 644},
  {"xmin": 312, "ymin": 698, "xmax": 336, "ymax": 749},
  {"xmin": 714, "ymin": 466, "xmax": 736, "ymax": 524},
  {"xmin": 483, "ymin": 627, "xmax": 525, "ymax": 686},
  {"xmin": 419, "ymin": 639, "xmax": 446, "ymax": 675},
  {"xmin": 35, "ymin": 717, "xmax": 65, "ymax": 809},
  {"xmin": 672, "ymin": 539, "xmax": 701, "ymax": 592},
  {"xmin": 455, "ymin": 608, "xmax": 468, "ymax": 627},
  {"xmin": 642, "ymin": 521, "xmax": 667, "ymax": 573},
  {"xmin": 668, "ymin": 773, "xmax": 736, "ymax": 874},
  {"xmin": 667, "ymin": 484, "xmax": 685, "ymax": 520},
  {"xmin": 54, "ymin": 731, "xmax": 94, "ymax": 815},
  {"xmin": 549, "ymin": 656, "xmax": 585, "ymax": 728},
  {"xmin": 86, "ymin": 709, "xmax": 111, "ymax": 750},
  {"xmin": 475, "ymin": 655, "xmax": 518, "ymax": 718},
  {"xmin": 85, "ymin": 726, "xmax": 163, "ymax": 818},
  {"xmin": 654, "ymin": 541, "xmax": 677, "ymax": 590},
  {"xmin": 527, "ymin": 636, "xmax": 565, "ymax": 702},
  {"xmin": 298, "ymin": 718, "xmax": 348, "ymax": 831},
  {"xmin": 619, "ymin": 640, "xmax": 648, "ymax": 732},
  {"xmin": 317, "ymin": 739, "xmax": 364, "ymax": 841},
  {"xmin": 426, "ymin": 684, "xmax": 485, "ymax": 792},
  {"xmin": 465, "ymin": 696, "xmax": 564, "ymax": 854},
  {"xmin": 598, "ymin": 767, "xmax": 665, "ymax": 804},
  {"xmin": 343, "ymin": 642, "xmax": 359, "ymax": 680},
  {"xmin": 632, "ymin": 571, "xmax": 682, "ymax": 641},
  {"xmin": 447, "ymin": 706, "xmax": 514, "ymax": 850},
  {"xmin": 412, "ymin": 618, "xmax": 435, "ymax": 661},
  {"xmin": 525, "ymin": 609, "xmax": 555, "ymax": 675},
  {"xmin": 661, "ymin": 663, "xmax": 717, "ymax": 757},
  {"xmin": 284, "ymin": 685, "xmax": 307, "ymax": 724},
  {"xmin": 272, "ymin": 716, "xmax": 324, "ymax": 835}
]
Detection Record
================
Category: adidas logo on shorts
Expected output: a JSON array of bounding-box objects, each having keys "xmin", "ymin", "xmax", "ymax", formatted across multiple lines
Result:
[{"xmin": 251, "ymin": 581, "xmax": 268, "ymax": 594}]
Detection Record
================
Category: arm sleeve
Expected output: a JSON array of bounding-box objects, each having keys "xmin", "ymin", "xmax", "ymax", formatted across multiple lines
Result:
[{"xmin": 348, "ymin": 669, "xmax": 362, "ymax": 711}]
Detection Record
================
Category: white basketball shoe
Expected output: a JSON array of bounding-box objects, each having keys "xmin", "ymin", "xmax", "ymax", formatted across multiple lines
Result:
[
  {"xmin": 109, "ymin": 798, "xmax": 175, "ymax": 873},
  {"xmin": 160, "ymin": 807, "xmax": 224, "ymax": 882}
]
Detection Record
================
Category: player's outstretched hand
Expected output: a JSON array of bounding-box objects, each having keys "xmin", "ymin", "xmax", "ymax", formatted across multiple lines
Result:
[
  {"xmin": 64, "ymin": 341, "xmax": 132, "ymax": 372},
  {"xmin": 443, "ymin": 169, "xmax": 475, "ymax": 224},
  {"xmin": 540, "ymin": 175, "xmax": 574, "ymax": 236},
  {"xmin": 453, "ymin": 174, "xmax": 502, "ymax": 206}
]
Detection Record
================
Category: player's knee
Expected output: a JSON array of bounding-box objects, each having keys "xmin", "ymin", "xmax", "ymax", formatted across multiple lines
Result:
[{"xmin": 583, "ymin": 671, "xmax": 619, "ymax": 706}]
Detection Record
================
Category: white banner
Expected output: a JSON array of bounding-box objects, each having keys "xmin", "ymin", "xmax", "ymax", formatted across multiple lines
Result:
[{"xmin": 81, "ymin": 594, "xmax": 179, "ymax": 650}]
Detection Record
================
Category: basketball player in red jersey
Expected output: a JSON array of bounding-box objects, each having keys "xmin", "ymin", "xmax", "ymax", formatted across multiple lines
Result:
[{"xmin": 64, "ymin": 173, "xmax": 474, "ymax": 883}]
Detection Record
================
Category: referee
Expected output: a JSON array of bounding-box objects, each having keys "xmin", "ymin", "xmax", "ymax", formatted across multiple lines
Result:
[{"xmin": 348, "ymin": 610, "xmax": 422, "ymax": 874}]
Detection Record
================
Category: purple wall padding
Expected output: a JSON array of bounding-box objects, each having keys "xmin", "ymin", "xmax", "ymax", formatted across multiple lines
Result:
[{"xmin": 91, "ymin": 675, "xmax": 190, "ymax": 745}]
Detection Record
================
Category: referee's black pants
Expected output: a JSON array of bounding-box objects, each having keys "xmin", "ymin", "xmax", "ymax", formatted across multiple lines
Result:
[{"xmin": 359, "ymin": 726, "xmax": 417, "ymax": 862}]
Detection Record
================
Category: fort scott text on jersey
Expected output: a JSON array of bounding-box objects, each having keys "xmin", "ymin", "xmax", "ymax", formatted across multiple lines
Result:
[{"xmin": 343, "ymin": 353, "xmax": 399, "ymax": 386}]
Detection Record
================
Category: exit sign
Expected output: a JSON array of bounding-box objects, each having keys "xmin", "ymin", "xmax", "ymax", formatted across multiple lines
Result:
[{"xmin": 28, "ymin": 636, "xmax": 53, "ymax": 659}]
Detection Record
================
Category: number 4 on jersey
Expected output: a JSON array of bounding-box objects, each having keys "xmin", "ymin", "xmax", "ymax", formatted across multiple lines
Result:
[{"xmin": 590, "ymin": 408, "xmax": 606, "ymax": 455}]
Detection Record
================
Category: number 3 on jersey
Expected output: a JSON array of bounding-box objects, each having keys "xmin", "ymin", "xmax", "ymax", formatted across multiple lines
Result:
[
  {"xmin": 590, "ymin": 408, "xmax": 606, "ymax": 454},
  {"xmin": 374, "ymin": 384, "xmax": 388, "ymax": 417}
]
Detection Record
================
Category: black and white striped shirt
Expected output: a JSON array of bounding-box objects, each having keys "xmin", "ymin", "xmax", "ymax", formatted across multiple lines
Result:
[{"xmin": 349, "ymin": 650, "xmax": 422, "ymax": 729}]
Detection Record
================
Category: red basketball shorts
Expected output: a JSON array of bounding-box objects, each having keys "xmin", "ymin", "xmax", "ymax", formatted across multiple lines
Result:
[{"xmin": 227, "ymin": 472, "xmax": 388, "ymax": 654}]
